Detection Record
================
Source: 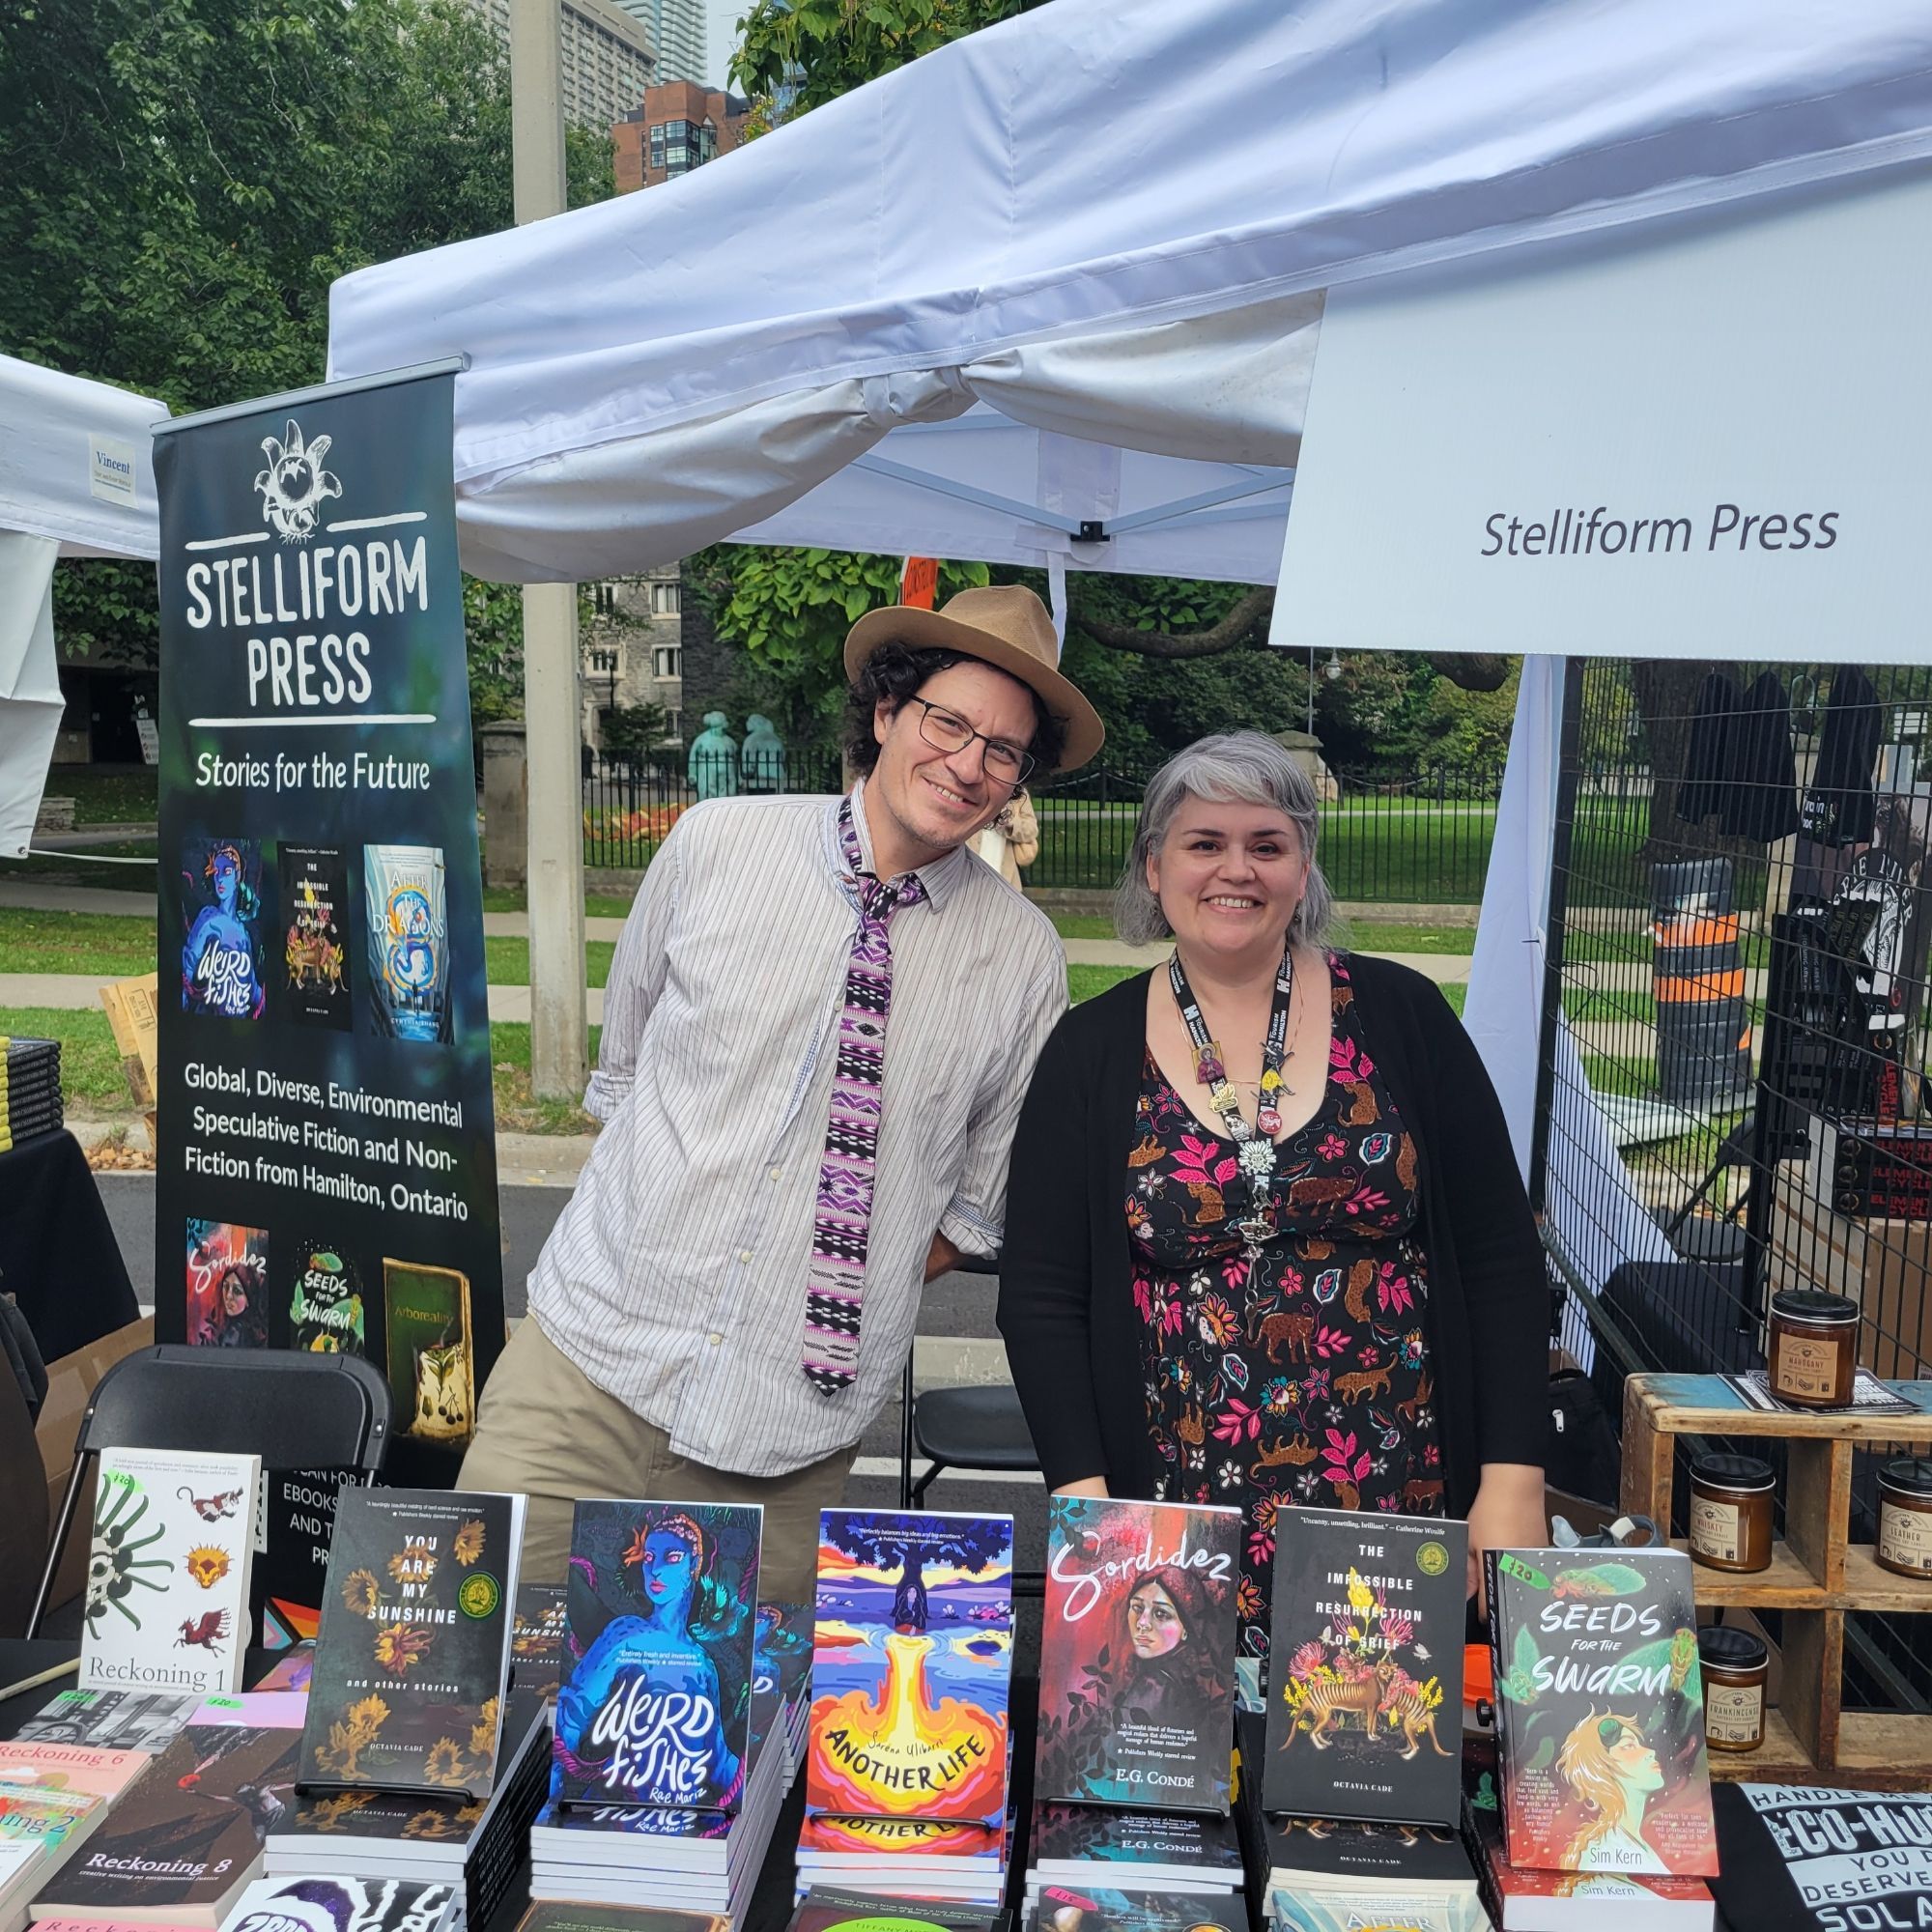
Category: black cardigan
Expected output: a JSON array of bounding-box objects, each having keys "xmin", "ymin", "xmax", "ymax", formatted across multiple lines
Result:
[{"xmin": 996, "ymin": 954, "xmax": 1548, "ymax": 1515}]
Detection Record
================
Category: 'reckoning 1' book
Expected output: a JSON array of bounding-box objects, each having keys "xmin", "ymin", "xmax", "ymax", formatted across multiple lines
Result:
[
  {"xmin": 1262, "ymin": 1506, "xmax": 1466, "ymax": 1826},
  {"xmin": 301, "ymin": 1489, "xmax": 523, "ymax": 1800},
  {"xmin": 1037, "ymin": 1497, "xmax": 1239, "ymax": 1816},
  {"xmin": 552, "ymin": 1500, "xmax": 762, "ymax": 1815},
  {"xmin": 1484, "ymin": 1546, "xmax": 1718, "ymax": 1878},
  {"xmin": 805, "ymin": 1508, "xmax": 1013, "ymax": 1830}
]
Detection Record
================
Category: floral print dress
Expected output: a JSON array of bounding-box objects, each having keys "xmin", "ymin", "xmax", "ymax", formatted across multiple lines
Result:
[{"xmin": 1128, "ymin": 952, "xmax": 1445, "ymax": 1675}]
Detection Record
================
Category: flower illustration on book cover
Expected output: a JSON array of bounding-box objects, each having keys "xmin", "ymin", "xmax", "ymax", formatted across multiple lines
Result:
[
  {"xmin": 364, "ymin": 844, "xmax": 450, "ymax": 1043},
  {"xmin": 553, "ymin": 1501, "xmax": 761, "ymax": 1813},
  {"xmin": 180, "ymin": 836, "xmax": 267, "ymax": 1019},
  {"xmin": 185, "ymin": 1220, "xmax": 270, "ymax": 1349}
]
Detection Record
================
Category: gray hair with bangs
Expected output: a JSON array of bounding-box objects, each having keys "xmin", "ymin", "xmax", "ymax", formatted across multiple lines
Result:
[{"xmin": 1113, "ymin": 731, "xmax": 1332, "ymax": 948}]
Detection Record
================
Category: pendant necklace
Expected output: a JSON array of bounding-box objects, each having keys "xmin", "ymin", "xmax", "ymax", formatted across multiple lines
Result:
[{"xmin": 1168, "ymin": 942, "xmax": 1296, "ymax": 1251}]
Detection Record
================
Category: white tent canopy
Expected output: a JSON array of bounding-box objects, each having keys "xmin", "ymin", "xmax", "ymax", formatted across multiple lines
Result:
[
  {"xmin": 327, "ymin": 0, "xmax": 1932, "ymax": 584},
  {"xmin": 0, "ymin": 355, "xmax": 166, "ymax": 855}
]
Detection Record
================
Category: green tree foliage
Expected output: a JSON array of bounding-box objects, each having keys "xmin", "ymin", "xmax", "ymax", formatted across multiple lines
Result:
[
  {"xmin": 713, "ymin": 0, "xmax": 1517, "ymax": 771},
  {"xmin": 1, "ymin": 0, "xmax": 612, "ymax": 689},
  {"xmin": 732, "ymin": 0, "xmax": 1021, "ymax": 120}
]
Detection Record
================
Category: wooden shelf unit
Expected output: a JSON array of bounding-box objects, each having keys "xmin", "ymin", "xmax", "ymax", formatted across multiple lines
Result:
[{"xmin": 1621, "ymin": 1372, "xmax": 1932, "ymax": 1789}]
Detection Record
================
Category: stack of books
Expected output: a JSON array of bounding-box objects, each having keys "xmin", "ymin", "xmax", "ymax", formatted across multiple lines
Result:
[
  {"xmin": 797, "ymin": 1508, "xmax": 1017, "ymax": 1907},
  {"xmin": 1471, "ymin": 1548, "xmax": 1721, "ymax": 1932},
  {"xmin": 0, "ymin": 1036, "xmax": 62, "ymax": 1150},
  {"xmin": 529, "ymin": 1685, "xmax": 789, "ymax": 1918},
  {"xmin": 1256, "ymin": 1509, "xmax": 1475, "ymax": 1932},
  {"xmin": 527, "ymin": 1500, "xmax": 774, "ymax": 1918},
  {"xmin": 255, "ymin": 1488, "xmax": 532, "ymax": 1932},
  {"xmin": 1025, "ymin": 1803, "xmax": 1243, "ymax": 1911},
  {"xmin": 0, "ymin": 1782, "xmax": 108, "ymax": 1932},
  {"xmin": 797, "ymin": 1812, "xmax": 1011, "ymax": 1907},
  {"xmin": 1263, "ymin": 1818, "xmax": 1483, "ymax": 1932},
  {"xmin": 755, "ymin": 1600, "xmax": 814, "ymax": 1784},
  {"xmin": 265, "ymin": 1692, "xmax": 552, "ymax": 1932}
]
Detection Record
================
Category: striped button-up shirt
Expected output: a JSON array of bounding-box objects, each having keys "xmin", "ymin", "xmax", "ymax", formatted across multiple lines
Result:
[{"xmin": 526, "ymin": 781, "xmax": 1068, "ymax": 1475}]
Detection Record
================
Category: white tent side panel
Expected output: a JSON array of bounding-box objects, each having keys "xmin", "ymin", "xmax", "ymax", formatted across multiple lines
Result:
[{"xmin": 0, "ymin": 354, "xmax": 165, "ymax": 560}]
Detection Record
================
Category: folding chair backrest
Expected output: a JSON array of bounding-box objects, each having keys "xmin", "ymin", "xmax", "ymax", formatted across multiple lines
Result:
[
  {"xmin": 76, "ymin": 1346, "xmax": 390, "ymax": 1473},
  {"xmin": 28, "ymin": 1346, "xmax": 390, "ymax": 1637}
]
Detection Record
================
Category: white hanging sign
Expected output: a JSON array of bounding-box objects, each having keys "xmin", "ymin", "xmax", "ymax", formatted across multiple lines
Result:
[{"xmin": 1273, "ymin": 168, "xmax": 1932, "ymax": 663}]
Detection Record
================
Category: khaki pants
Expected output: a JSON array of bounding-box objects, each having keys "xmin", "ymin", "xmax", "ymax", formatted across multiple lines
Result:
[{"xmin": 457, "ymin": 1316, "xmax": 856, "ymax": 1605}]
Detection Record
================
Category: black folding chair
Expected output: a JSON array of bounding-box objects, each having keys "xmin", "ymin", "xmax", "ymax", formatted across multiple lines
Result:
[
  {"xmin": 27, "ymin": 1346, "xmax": 391, "ymax": 1636},
  {"xmin": 897, "ymin": 1252, "xmax": 1045, "ymax": 1594}
]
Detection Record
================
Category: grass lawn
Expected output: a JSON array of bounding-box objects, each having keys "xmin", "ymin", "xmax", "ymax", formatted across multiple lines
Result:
[
  {"xmin": 40, "ymin": 770, "xmax": 158, "ymax": 825},
  {"xmin": 0, "ymin": 1007, "xmax": 138, "ymax": 1111},
  {"xmin": 0, "ymin": 910, "xmax": 156, "ymax": 976},
  {"xmin": 485, "ymin": 937, "xmax": 617, "ymax": 989},
  {"xmin": 490, "ymin": 1022, "xmax": 604, "ymax": 1134},
  {"xmin": 483, "ymin": 887, "xmax": 637, "ymax": 920}
]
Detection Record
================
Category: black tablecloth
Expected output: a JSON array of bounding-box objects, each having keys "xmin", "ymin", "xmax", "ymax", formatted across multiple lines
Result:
[{"xmin": 0, "ymin": 1132, "xmax": 139, "ymax": 1364}]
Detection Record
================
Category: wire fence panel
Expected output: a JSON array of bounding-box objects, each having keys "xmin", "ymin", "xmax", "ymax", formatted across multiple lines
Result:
[
  {"xmin": 1543, "ymin": 657, "xmax": 1932, "ymax": 1719},
  {"xmin": 579, "ymin": 751, "xmax": 1506, "ymax": 898}
]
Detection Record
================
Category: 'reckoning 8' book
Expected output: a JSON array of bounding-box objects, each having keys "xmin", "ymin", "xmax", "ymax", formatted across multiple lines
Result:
[
  {"xmin": 1037, "ymin": 1497, "xmax": 1239, "ymax": 1815},
  {"xmin": 805, "ymin": 1508, "xmax": 1013, "ymax": 1830},
  {"xmin": 552, "ymin": 1500, "xmax": 762, "ymax": 1814},
  {"xmin": 1483, "ymin": 1546, "xmax": 1718, "ymax": 1877}
]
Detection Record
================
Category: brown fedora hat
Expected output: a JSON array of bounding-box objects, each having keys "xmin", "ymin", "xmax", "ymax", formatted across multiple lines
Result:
[{"xmin": 843, "ymin": 584, "xmax": 1105, "ymax": 774}]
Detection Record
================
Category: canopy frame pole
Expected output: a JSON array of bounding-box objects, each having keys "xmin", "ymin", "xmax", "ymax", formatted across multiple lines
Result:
[{"xmin": 513, "ymin": 0, "xmax": 587, "ymax": 1100}]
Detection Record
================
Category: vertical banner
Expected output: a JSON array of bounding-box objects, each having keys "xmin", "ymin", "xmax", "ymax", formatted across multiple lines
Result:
[{"xmin": 152, "ymin": 368, "xmax": 501, "ymax": 1491}]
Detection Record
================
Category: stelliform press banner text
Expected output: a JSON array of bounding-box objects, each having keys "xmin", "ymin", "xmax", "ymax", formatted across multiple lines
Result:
[{"xmin": 153, "ymin": 369, "xmax": 501, "ymax": 1495}]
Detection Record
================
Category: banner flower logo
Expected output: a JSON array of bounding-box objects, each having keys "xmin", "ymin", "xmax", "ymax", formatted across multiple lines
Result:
[{"xmin": 253, "ymin": 418, "xmax": 341, "ymax": 540}]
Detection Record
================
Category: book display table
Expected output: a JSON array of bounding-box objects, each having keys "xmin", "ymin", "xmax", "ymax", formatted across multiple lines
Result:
[{"xmin": 1622, "ymin": 1371, "xmax": 1932, "ymax": 1788}]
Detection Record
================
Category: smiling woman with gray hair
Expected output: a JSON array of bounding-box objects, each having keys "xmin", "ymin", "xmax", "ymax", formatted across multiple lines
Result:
[{"xmin": 998, "ymin": 729, "xmax": 1548, "ymax": 1687}]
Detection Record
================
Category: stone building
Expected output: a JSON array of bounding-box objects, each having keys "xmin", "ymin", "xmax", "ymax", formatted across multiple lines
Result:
[{"xmin": 582, "ymin": 568, "xmax": 685, "ymax": 750}]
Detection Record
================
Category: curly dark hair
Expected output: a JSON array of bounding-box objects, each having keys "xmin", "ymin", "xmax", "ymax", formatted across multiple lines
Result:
[{"xmin": 843, "ymin": 640, "xmax": 1068, "ymax": 781}]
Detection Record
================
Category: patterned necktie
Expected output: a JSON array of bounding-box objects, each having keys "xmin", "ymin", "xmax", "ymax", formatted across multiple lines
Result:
[{"xmin": 803, "ymin": 801, "xmax": 928, "ymax": 1395}]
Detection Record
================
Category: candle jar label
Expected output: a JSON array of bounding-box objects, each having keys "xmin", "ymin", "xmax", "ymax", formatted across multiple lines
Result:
[
  {"xmin": 1706, "ymin": 1680, "xmax": 1764, "ymax": 1748},
  {"xmin": 1690, "ymin": 1495, "xmax": 1743, "ymax": 1565},
  {"xmin": 1880, "ymin": 1502, "xmax": 1932, "ymax": 1575},
  {"xmin": 1774, "ymin": 1334, "xmax": 1838, "ymax": 1400}
]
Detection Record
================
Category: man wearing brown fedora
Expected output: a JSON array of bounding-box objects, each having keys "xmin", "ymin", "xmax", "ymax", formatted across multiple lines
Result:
[{"xmin": 460, "ymin": 584, "xmax": 1104, "ymax": 1598}]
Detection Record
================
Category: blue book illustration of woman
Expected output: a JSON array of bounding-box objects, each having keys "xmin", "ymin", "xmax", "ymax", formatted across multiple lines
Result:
[
  {"xmin": 182, "ymin": 839, "xmax": 265, "ymax": 1018},
  {"xmin": 554, "ymin": 1507, "xmax": 754, "ymax": 1812}
]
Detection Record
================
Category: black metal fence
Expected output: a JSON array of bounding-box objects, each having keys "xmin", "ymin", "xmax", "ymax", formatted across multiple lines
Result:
[
  {"xmin": 582, "ymin": 746, "xmax": 1504, "ymax": 900},
  {"xmin": 1541, "ymin": 657, "xmax": 1932, "ymax": 1725}
]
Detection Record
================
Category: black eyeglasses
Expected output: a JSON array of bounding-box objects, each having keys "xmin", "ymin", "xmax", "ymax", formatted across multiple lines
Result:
[{"xmin": 905, "ymin": 696, "xmax": 1037, "ymax": 785}]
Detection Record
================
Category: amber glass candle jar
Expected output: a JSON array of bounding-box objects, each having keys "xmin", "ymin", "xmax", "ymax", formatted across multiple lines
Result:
[
  {"xmin": 1688, "ymin": 1453, "xmax": 1776, "ymax": 1573},
  {"xmin": 1767, "ymin": 1288, "xmax": 1859, "ymax": 1407},
  {"xmin": 1699, "ymin": 1625, "xmax": 1770, "ymax": 1752},
  {"xmin": 1876, "ymin": 1459, "xmax": 1932, "ymax": 1579}
]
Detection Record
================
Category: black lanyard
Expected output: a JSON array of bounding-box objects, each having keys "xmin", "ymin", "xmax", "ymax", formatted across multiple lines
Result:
[{"xmin": 1168, "ymin": 945, "xmax": 1295, "ymax": 1244}]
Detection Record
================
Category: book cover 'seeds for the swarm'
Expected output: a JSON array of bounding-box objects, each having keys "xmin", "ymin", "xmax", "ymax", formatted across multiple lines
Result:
[
  {"xmin": 79, "ymin": 1448, "xmax": 261, "ymax": 1699},
  {"xmin": 303, "ymin": 1489, "xmax": 518, "ymax": 1797},
  {"xmin": 1485, "ymin": 1547, "xmax": 1719, "ymax": 1877},
  {"xmin": 1037, "ymin": 1497, "xmax": 1238, "ymax": 1815},
  {"xmin": 806, "ymin": 1508, "xmax": 1013, "ymax": 1830},
  {"xmin": 1262, "ymin": 1506, "xmax": 1466, "ymax": 1826},
  {"xmin": 552, "ymin": 1500, "xmax": 761, "ymax": 1814}
]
